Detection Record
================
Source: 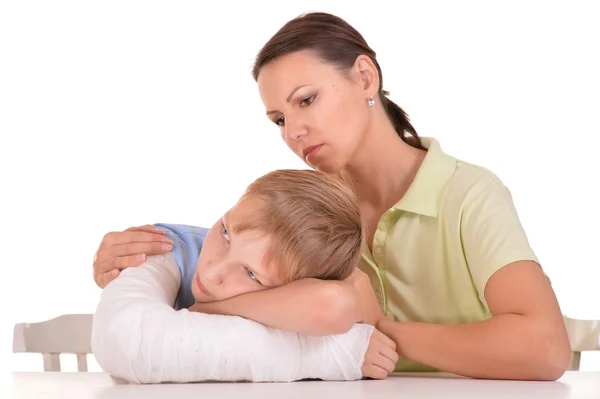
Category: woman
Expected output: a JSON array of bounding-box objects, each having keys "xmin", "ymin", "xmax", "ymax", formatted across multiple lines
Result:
[{"xmin": 93, "ymin": 12, "xmax": 571, "ymax": 380}]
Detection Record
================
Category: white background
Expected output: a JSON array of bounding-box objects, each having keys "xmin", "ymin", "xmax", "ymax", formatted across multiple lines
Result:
[{"xmin": 1, "ymin": 0, "xmax": 599, "ymax": 373}]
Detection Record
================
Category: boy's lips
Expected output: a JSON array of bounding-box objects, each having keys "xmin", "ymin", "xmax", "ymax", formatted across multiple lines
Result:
[{"xmin": 195, "ymin": 274, "xmax": 211, "ymax": 296}]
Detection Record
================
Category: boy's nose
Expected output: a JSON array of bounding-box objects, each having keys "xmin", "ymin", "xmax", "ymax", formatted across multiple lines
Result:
[{"xmin": 204, "ymin": 261, "xmax": 224, "ymax": 285}]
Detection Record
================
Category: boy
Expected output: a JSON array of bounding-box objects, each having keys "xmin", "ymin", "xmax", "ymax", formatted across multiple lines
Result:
[{"xmin": 91, "ymin": 169, "xmax": 397, "ymax": 383}]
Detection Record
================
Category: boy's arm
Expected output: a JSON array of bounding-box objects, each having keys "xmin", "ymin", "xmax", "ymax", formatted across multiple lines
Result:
[
  {"xmin": 189, "ymin": 269, "xmax": 377, "ymax": 336},
  {"xmin": 91, "ymin": 253, "xmax": 374, "ymax": 383}
]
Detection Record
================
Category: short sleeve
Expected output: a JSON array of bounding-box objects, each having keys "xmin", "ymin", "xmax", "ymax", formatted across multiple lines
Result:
[{"xmin": 460, "ymin": 176, "xmax": 540, "ymax": 307}]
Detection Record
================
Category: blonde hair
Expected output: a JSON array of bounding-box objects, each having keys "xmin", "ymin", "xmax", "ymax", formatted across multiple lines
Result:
[{"xmin": 230, "ymin": 169, "xmax": 364, "ymax": 283}]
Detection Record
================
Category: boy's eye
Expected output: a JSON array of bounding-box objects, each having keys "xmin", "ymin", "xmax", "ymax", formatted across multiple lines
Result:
[
  {"xmin": 246, "ymin": 268, "xmax": 261, "ymax": 285},
  {"xmin": 221, "ymin": 223, "xmax": 229, "ymax": 240}
]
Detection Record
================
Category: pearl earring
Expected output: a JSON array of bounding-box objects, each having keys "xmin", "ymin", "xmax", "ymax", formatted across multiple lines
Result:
[{"xmin": 368, "ymin": 95, "xmax": 375, "ymax": 107}]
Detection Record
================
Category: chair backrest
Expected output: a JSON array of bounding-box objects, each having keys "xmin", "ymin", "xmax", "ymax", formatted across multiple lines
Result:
[
  {"xmin": 564, "ymin": 316, "xmax": 600, "ymax": 371},
  {"xmin": 13, "ymin": 314, "xmax": 93, "ymax": 372}
]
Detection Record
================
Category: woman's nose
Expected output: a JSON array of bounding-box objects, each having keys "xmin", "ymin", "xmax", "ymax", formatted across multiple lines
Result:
[{"xmin": 284, "ymin": 117, "xmax": 309, "ymax": 142}]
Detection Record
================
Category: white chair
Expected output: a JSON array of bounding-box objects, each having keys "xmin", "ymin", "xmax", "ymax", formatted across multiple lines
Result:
[
  {"xmin": 13, "ymin": 314, "xmax": 93, "ymax": 372},
  {"xmin": 12, "ymin": 313, "xmax": 600, "ymax": 372},
  {"xmin": 564, "ymin": 316, "xmax": 600, "ymax": 370}
]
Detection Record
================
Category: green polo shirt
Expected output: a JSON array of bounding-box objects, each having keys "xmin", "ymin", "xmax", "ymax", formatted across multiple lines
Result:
[{"xmin": 358, "ymin": 138, "xmax": 540, "ymax": 371}]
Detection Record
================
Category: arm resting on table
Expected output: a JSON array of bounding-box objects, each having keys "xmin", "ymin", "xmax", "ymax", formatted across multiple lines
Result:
[{"xmin": 91, "ymin": 253, "xmax": 373, "ymax": 383}]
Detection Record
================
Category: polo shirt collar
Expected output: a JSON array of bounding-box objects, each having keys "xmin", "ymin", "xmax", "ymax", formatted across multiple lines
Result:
[{"xmin": 392, "ymin": 138, "xmax": 456, "ymax": 217}]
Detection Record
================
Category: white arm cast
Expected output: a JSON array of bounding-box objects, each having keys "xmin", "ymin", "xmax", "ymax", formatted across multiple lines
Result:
[{"xmin": 91, "ymin": 253, "xmax": 373, "ymax": 383}]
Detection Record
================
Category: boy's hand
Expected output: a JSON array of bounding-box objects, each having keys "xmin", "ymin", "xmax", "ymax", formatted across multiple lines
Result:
[
  {"xmin": 344, "ymin": 268, "xmax": 384, "ymax": 326},
  {"xmin": 362, "ymin": 328, "xmax": 399, "ymax": 379}
]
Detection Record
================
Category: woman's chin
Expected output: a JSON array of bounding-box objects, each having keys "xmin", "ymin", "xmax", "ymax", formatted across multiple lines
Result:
[{"xmin": 311, "ymin": 160, "xmax": 342, "ymax": 175}]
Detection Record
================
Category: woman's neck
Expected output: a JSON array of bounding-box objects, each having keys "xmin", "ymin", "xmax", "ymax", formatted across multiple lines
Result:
[{"xmin": 344, "ymin": 117, "xmax": 426, "ymax": 211}]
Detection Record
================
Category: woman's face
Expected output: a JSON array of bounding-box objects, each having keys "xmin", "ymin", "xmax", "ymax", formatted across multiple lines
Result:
[{"xmin": 257, "ymin": 50, "xmax": 373, "ymax": 174}]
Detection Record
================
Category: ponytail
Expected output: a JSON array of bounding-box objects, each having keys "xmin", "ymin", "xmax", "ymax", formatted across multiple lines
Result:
[{"xmin": 380, "ymin": 93, "xmax": 425, "ymax": 150}]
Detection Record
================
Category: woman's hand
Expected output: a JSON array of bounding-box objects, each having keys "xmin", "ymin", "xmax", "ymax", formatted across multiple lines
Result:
[
  {"xmin": 93, "ymin": 224, "xmax": 172, "ymax": 288},
  {"xmin": 361, "ymin": 328, "xmax": 399, "ymax": 379},
  {"xmin": 344, "ymin": 268, "xmax": 384, "ymax": 326}
]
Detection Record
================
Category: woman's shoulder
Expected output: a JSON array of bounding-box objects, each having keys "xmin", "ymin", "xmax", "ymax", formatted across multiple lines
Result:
[
  {"xmin": 417, "ymin": 138, "xmax": 509, "ymax": 205},
  {"xmin": 454, "ymin": 159, "xmax": 506, "ymax": 188},
  {"xmin": 441, "ymin": 158, "xmax": 513, "ymax": 214}
]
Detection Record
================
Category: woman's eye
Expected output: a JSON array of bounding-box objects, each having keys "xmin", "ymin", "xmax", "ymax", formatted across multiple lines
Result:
[
  {"xmin": 275, "ymin": 116, "xmax": 285, "ymax": 127},
  {"xmin": 299, "ymin": 95, "xmax": 316, "ymax": 107}
]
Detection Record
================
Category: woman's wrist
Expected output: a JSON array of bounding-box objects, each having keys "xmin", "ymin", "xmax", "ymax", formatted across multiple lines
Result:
[
  {"xmin": 376, "ymin": 317, "xmax": 406, "ymax": 356},
  {"xmin": 375, "ymin": 316, "xmax": 391, "ymax": 333}
]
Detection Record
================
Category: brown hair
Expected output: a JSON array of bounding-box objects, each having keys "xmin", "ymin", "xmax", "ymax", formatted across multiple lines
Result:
[
  {"xmin": 230, "ymin": 169, "xmax": 364, "ymax": 283},
  {"xmin": 252, "ymin": 11, "xmax": 424, "ymax": 150}
]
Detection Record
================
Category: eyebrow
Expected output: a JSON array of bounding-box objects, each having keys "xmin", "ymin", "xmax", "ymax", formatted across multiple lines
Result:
[
  {"xmin": 223, "ymin": 212, "xmax": 237, "ymax": 234},
  {"xmin": 265, "ymin": 85, "xmax": 309, "ymax": 115}
]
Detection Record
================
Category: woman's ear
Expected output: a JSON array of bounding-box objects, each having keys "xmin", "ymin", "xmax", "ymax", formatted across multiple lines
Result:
[{"xmin": 353, "ymin": 54, "xmax": 380, "ymax": 94}]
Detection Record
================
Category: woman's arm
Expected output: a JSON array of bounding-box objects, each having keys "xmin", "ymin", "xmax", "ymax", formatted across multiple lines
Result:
[
  {"xmin": 376, "ymin": 178, "xmax": 571, "ymax": 380},
  {"xmin": 91, "ymin": 253, "xmax": 375, "ymax": 383},
  {"xmin": 93, "ymin": 224, "xmax": 173, "ymax": 288},
  {"xmin": 378, "ymin": 260, "xmax": 571, "ymax": 380}
]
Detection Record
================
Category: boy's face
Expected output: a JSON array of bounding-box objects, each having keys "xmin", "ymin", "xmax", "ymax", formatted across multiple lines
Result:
[{"xmin": 192, "ymin": 198, "xmax": 284, "ymax": 303}]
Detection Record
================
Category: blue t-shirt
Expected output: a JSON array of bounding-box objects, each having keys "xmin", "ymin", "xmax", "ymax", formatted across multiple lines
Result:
[{"xmin": 153, "ymin": 223, "xmax": 209, "ymax": 310}]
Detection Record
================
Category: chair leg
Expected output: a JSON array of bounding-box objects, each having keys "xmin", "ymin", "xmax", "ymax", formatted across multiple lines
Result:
[
  {"xmin": 76, "ymin": 354, "xmax": 88, "ymax": 372},
  {"xmin": 568, "ymin": 351, "xmax": 581, "ymax": 371},
  {"xmin": 43, "ymin": 353, "xmax": 61, "ymax": 372}
]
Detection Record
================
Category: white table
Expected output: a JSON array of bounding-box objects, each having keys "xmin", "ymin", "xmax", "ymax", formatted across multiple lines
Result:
[{"xmin": 3, "ymin": 371, "xmax": 600, "ymax": 399}]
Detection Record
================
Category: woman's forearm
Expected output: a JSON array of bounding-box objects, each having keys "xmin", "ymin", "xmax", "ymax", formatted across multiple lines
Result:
[
  {"xmin": 189, "ymin": 279, "xmax": 358, "ymax": 335},
  {"xmin": 378, "ymin": 314, "xmax": 570, "ymax": 381}
]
